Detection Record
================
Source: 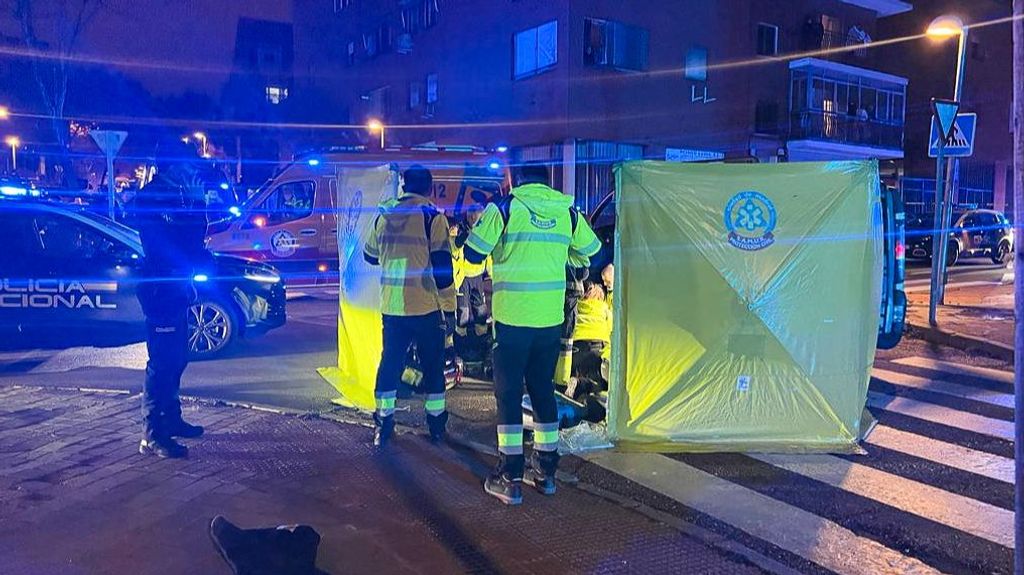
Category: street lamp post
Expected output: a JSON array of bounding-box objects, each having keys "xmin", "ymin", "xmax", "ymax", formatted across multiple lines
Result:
[
  {"xmin": 367, "ymin": 119, "xmax": 385, "ymax": 149},
  {"xmin": 5, "ymin": 136, "xmax": 19, "ymax": 172},
  {"xmin": 926, "ymin": 15, "xmax": 969, "ymax": 326}
]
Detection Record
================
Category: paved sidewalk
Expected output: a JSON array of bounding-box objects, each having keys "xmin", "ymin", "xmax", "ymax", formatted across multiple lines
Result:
[
  {"xmin": 0, "ymin": 385, "xmax": 768, "ymax": 575},
  {"xmin": 905, "ymin": 281, "xmax": 1014, "ymax": 355}
]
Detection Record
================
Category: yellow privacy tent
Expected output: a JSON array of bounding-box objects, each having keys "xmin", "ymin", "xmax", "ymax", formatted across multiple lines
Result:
[
  {"xmin": 318, "ymin": 165, "xmax": 399, "ymax": 411},
  {"xmin": 607, "ymin": 160, "xmax": 882, "ymax": 453}
]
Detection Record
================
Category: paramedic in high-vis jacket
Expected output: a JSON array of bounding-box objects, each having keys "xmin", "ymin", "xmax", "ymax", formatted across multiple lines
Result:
[
  {"xmin": 464, "ymin": 162, "xmax": 601, "ymax": 505},
  {"xmin": 364, "ymin": 165, "xmax": 457, "ymax": 449}
]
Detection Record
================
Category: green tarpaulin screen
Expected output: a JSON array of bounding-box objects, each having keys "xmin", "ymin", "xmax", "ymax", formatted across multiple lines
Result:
[
  {"xmin": 318, "ymin": 165, "xmax": 398, "ymax": 411},
  {"xmin": 607, "ymin": 160, "xmax": 883, "ymax": 452}
]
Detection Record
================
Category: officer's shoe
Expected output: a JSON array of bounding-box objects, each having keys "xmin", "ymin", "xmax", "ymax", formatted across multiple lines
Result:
[
  {"xmin": 165, "ymin": 417, "xmax": 205, "ymax": 439},
  {"xmin": 139, "ymin": 434, "xmax": 188, "ymax": 459},
  {"xmin": 484, "ymin": 472, "xmax": 523, "ymax": 506},
  {"xmin": 524, "ymin": 451, "xmax": 558, "ymax": 495},
  {"xmin": 373, "ymin": 414, "xmax": 395, "ymax": 449},
  {"xmin": 426, "ymin": 411, "xmax": 449, "ymax": 443}
]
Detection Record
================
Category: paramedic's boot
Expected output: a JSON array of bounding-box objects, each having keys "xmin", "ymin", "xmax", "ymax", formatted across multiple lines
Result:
[
  {"xmin": 373, "ymin": 413, "xmax": 394, "ymax": 449},
  {"xmin": 484, "ymin": 455, "xmax": 524, "ymax": 505},
  {"xmin": 426, "ymin": 411, "xmax": 449, "ymax": 443},
  {"xmin": 139, "ymin": 430, "xmax": 188, "ymax": 459},
  {"xmin": 525, "ymin": 450, "xmax": 559, "ymax": 496}
]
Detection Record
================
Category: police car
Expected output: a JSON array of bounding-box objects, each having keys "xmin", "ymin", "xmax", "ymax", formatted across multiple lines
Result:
[{"xmin": 0, "ymin": 198, "xmax": 286, "ymax": 358}]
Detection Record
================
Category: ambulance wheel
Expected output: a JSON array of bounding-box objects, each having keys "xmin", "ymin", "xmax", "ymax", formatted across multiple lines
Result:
[{"xmin": 188, "ymin": 296, "xmax": 239, "ymax": 359}]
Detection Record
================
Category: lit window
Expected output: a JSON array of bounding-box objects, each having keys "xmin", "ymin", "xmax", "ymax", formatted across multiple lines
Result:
[
  {"xmin": 685, "ymin": 46, "xmax": 707, "ymax": 82},
  {"xmin": 756, "ymin": 23, "xmax": 779, "ymax": 56},
  {"xmin": 514, "ymin": 20, "xmax": 558, "ymax": 79},
  {"xmin": 584, "ymin": 18, "xmax": 649, "ymax": 71},
  {"xmin": 266, "ymin": 86, "xmax": 289, "ymax": 104},
  {"xmin": 426, "ymin": 73, "xmax": 438, "ymax": 104}
]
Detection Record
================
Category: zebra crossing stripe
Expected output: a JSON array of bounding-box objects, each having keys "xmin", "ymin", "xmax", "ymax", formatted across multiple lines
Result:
[
  {"xmin": 867, "ymin": 392, "xmax": 1014, "ymax": 441},
  {"xmin": 583, "ymin": 451, "xmax": 941, "ymax": 575},
  {"xmin": 892, "ymin": 357, "xmax": 1013, "ymax": 385},
  {"xmin": 866, "ymin": 425, "xmax": 1014, "ymax": 484},
  {"xmin": 751, "ymin": 453, "xmax": 1014, "ymax": 548},
  {"xmin": 872, "ymin": 368, "xmax": 1014, "ymax": 409}
]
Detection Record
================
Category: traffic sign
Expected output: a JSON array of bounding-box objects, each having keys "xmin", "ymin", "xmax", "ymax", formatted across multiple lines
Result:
[
  {"xmin": 89, "ymin": 130, "xmax": 128, "ymax": 221},
  {"xmin": 931, "ymin": 99, "xmax": 960, "ymax": 141},
  {"xmin": 90, "ymin": 130, "xmax": 127, "ymax": 157},
  {"xmin": 928, "ymin": 112, "xmax": 976, "ymax": 158}
]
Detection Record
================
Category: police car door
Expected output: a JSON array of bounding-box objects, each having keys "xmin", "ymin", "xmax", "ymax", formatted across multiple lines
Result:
[
  {"xmin": 0, "ymin": 208, "xmax": 45, "ymax": 332},
  {"xmin": 29, "ymin": 211, "xmax": 140, "ymax": 331}
]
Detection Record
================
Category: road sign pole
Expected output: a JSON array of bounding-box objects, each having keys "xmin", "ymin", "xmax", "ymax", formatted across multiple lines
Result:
[
  {"xmin": 106, "ymin": 152, "xmax": 116, "ymax": 221},
  {"xmin": 938, "ymin": 27, "xmax": 971, "ymax": 306},
  {"xmin": 1011, "ymin": 2, "xmax": 1022, "ymax": 572},
  {"xmin": 928, "ymin": 137, "xmax": 947, "ymax": 327}
]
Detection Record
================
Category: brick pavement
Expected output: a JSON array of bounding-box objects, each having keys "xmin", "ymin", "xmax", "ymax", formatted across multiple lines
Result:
[
  {"xmin": 0, "ymin": 385, "xmax": 770, "ymax": 575},
  {"xmin": 906, "ymin": 281, "xmax": 1014, "ymax": 348}
]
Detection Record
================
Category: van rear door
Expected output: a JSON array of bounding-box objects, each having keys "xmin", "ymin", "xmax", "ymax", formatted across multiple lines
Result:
[{"xmin": 877, "ymin": 185, "xmax": 906, "ymax": 349}]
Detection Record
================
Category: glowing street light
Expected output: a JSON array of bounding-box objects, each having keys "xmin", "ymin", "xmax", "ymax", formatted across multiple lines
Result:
[
  {"xmin": 193, "ymin": 131, "xmax": 208, "ymax": 157},
  {"xmin": 925, "ymin": 14, "xmax": 970, "ymax": 326},
  {"xmin": 926, "ymin": 15, "xmax": 966, "ymax": 39},
  {"xmin": 0, "ymin": 107, "xmax": 10, "ymax": 120},
  {"xmin": 367, "ymin": 119, "xmax": 385, "ymax": 149},
  {"xmin": 5, "ymin": 135, "xmax": 19, "ymax": 171}
]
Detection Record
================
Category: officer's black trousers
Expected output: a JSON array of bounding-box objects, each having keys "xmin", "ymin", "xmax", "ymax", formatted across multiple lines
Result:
[{"xmin": 138, "ymin": 282, "xmax": 191, "ymax": 437}]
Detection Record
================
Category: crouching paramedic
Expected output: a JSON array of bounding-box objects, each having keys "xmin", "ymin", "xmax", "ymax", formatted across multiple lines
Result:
[
  {"xmin": 465, "ymin": 162, "xmax": 601, "ymax": 505},
  {"xmin": 363, "ymin": 165, "xmax": 456, "ymax": 448},
  {"xmin": 568, "ymin": 281, "xmax": 613, "ymax": 423}
]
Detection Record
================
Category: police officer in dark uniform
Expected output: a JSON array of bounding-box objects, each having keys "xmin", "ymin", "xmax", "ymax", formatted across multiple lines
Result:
[{"xmin": 133, "ymin": 138, "xmax": 211, "ymax": 458}]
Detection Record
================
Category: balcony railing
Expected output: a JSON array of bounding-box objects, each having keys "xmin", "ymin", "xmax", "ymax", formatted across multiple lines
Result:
[
  {"xmin": 797, "ymin": 29, "xmax": 870, "ymax": 63},
  {"xmin": 790, "ymin": 111, "xmax": 903, "ymax": 150}
]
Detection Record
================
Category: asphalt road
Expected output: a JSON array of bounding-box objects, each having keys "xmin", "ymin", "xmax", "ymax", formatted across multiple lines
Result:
[
  {"xmin": 904, "ymin": 258, "xmax": 1011, "ymax": 292},
  {"xmin": 0, "ymin": 290, "xmax": 342, "ymax": 412},
  {"xmin": 0, "ymin": 289, "xmax": 1016, "ymax": 575}
]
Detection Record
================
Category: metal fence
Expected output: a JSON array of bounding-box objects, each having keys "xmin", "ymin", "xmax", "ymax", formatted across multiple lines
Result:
[{"xmin": 899, "ymin": 177, "xmax": 995, "ymax": 216}]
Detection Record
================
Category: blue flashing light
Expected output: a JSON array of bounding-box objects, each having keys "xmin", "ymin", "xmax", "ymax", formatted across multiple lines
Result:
[
  {"xmin": 496, "ymin": 146, "xmax": 509, "ymax": 153},
  {"xmin": 253, "ymin": 242, "xmax": 262, "ymax": 250},
  {"xmin": 193, "ymin": 274, "xmax": 209, "ymax": 282},
  {"xmin": 228, "ymin": 206, "xmax": 242, "ymax": 217},
  {"xmin": 307, "ymin": 158, "xmax": 321, "ymax": 167},
  {"xmin": 219, "ymin": 182, "xmax": 230, "ymax": 191},
  {"xmin": 0, "ymin": 185, "xmax": 28, "ymax": 196},
  {"xmin": 131, "ymin": 253, "xmax": 140, "ymax": 260},
  {"xmin": 488, "ymin": 161, "xmax": 501, "ymax": 171}
]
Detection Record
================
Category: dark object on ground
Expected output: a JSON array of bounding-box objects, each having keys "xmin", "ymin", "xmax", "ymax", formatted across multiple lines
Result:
[{"xmin": 209, "ymin": 515, "xmax": 323, "ymax": 575}]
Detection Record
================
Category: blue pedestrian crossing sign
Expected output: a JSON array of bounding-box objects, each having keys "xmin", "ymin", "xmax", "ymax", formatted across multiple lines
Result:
[{"xmin": 928, "ymin": 112, "xmax": 977, "ymax": 158}]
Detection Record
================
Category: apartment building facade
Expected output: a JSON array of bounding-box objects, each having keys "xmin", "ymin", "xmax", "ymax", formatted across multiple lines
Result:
[{"xmin": 294, "ymin": 0, "xmax": 913, "ymax": 210}]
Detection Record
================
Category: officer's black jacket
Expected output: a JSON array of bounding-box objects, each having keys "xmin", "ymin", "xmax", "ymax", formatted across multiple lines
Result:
[{"xmin": 131, "ymin": 174, "xmax": 211, "ymax": 281}]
